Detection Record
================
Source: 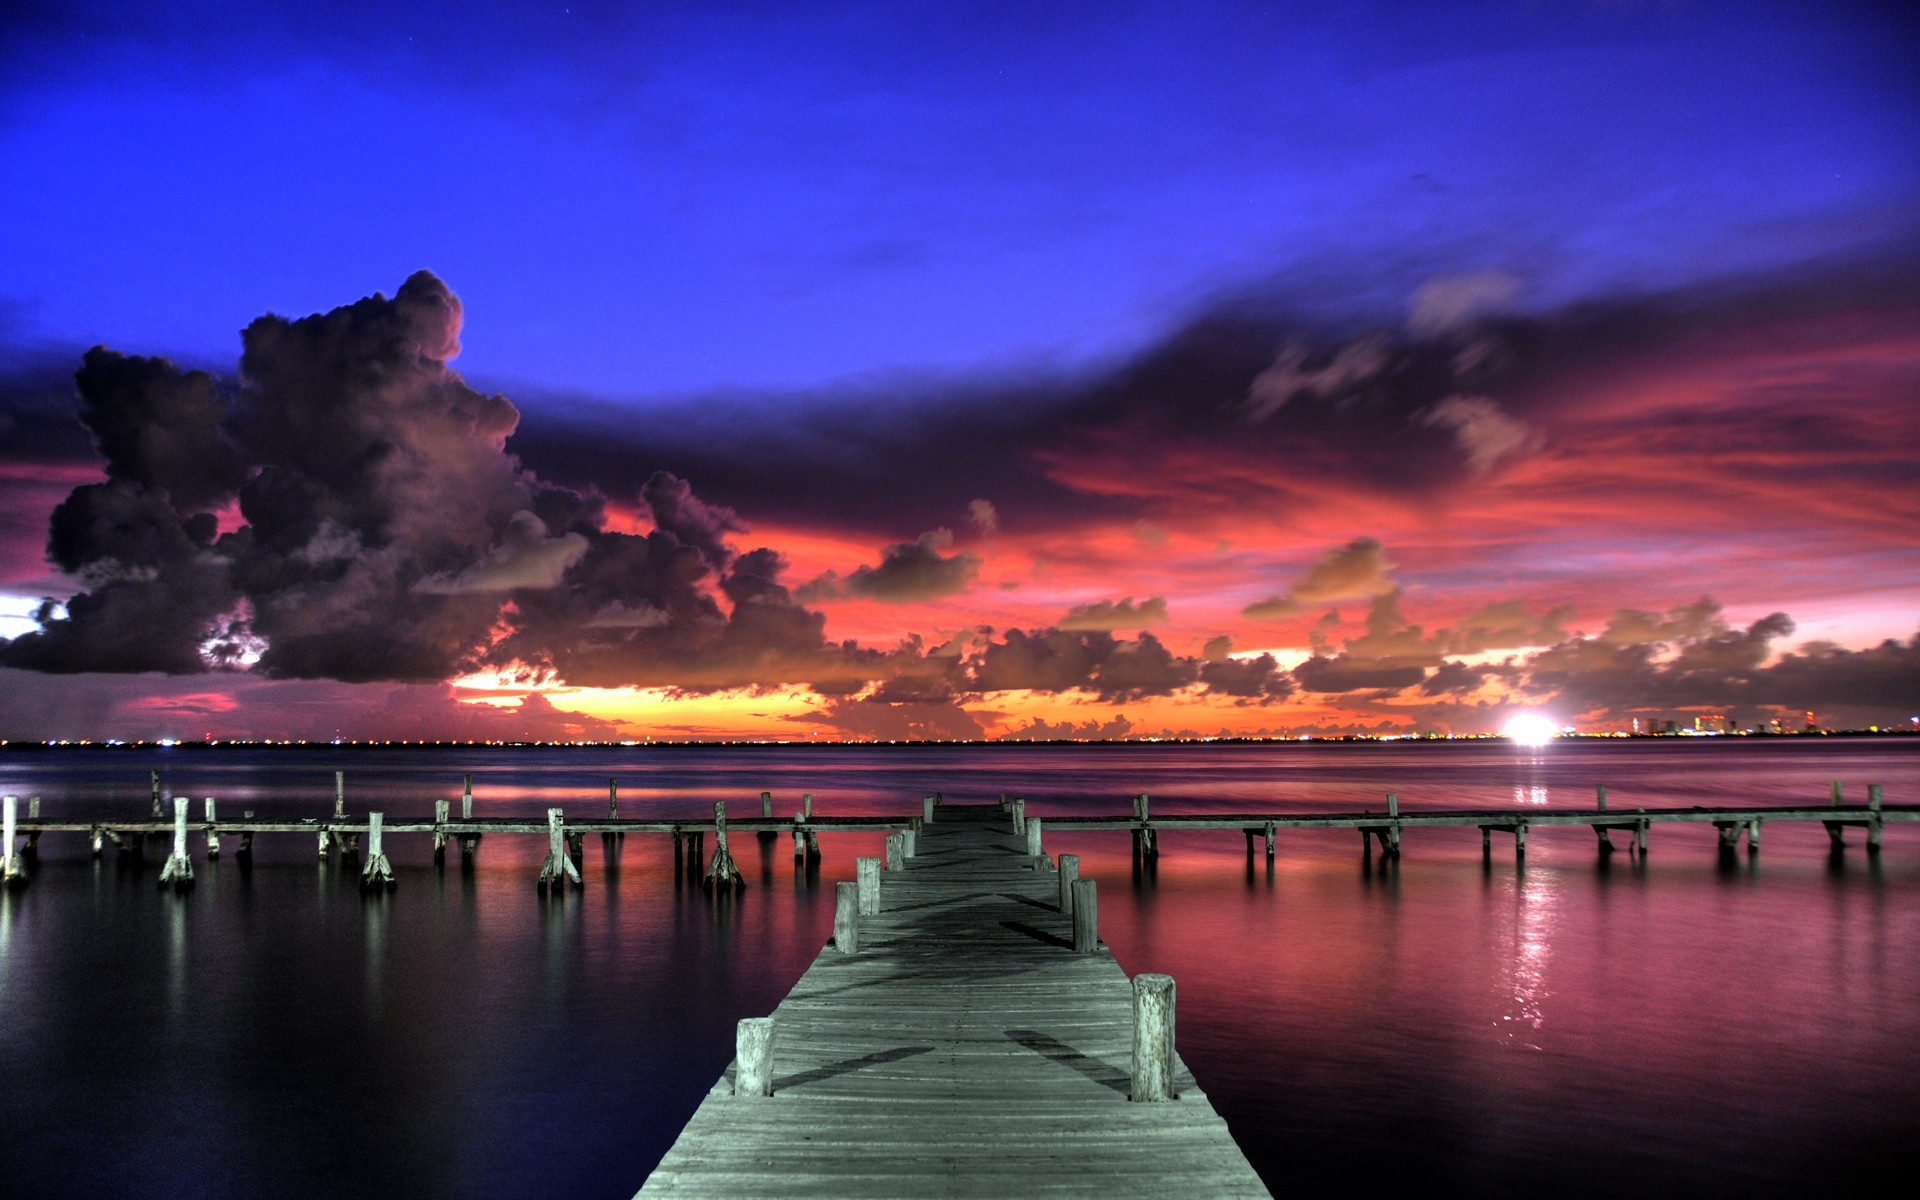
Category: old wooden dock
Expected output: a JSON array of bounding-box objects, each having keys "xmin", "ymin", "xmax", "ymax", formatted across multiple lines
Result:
[{"xmin": 637, "ymin": 802, "xmax": 1270, "ymax": 1198}]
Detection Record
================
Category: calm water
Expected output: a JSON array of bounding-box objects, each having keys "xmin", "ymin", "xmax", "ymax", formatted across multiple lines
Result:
[{"xmin": 2, "ymin": 740, "xmax": 1916, "ymax": 1198}]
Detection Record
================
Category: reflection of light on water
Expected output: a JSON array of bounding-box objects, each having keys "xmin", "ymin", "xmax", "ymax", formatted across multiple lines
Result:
[
  {"xmin": 1497, "ymin": 869, "xmax": 1557, "ymax": 1050},
  {"xmin": 366, "ymin": 895, "xmax": 387, "ymax": 1017},
  {"xmin": 167, "ymin": 895, "xmax": 188, "ymax": 1022},
  {"xmin": 1511, "ymin": 785, "xmax": 1549, "ymax": 806},
  {"xmin": 0, "ymin": 893, "xmax": 13, "ymax": 1003}
]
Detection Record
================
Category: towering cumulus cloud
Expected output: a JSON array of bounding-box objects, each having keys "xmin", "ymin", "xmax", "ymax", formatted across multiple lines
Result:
[{"xmin": 1, "ymin": 273, "xmax": 846, "ymax": 691}]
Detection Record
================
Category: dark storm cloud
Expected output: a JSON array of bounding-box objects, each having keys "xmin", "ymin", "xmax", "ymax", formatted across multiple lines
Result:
[
  {"xmin": 3, "ymin": 273, "xmax": 868, "ymax": 693},
  {"xmin": 1058, "ymin": 596, "xmax": 1167, "ymax": 631},
  {"xmin": 807, "ymin": 529, "xmax": 981, "ymax": 604}
]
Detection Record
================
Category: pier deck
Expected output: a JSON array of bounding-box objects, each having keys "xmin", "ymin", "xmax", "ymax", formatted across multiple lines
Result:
[{"xmin": 637, "ymin": 804, "xmax": 1269, "ymax": 1198}]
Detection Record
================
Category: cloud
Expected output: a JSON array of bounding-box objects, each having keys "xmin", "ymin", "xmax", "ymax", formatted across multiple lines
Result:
[
  {"xmin": 819, "ymin": 528, "xmax": 981, "ymax": 603},
  {"xmin": 414, "ymin": 510, "xmax": 588, "ymax": 593},
  {"xmin": 1407, "ymin": 272, "xmax": 1522, "ymax": 337},
  {"xmin": 1443, "ymin": 601, "xmax": 1573, "ymax": 655},
  {"xmin": 1418, "ymin": 395, "xmax": 1541, "ymax": 475},
  {"xmin": 1243, "ymin": 537, "xmax": 1397, "ymax": 619},
  {"xmin": 968, "ymin": 498, "xmax": 998, "ymax": 535},
  {"xmin": 1244, "ymin": 334, "xmax": 1392, "ymax": 423},
  {"xmin": 1059, "ymin": 596, "xmax": 1168, "ymax": 631}
]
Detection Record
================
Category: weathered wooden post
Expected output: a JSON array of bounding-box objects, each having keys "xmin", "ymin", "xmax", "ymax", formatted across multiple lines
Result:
[
  {"xmin": 923, "ymin": 795, "xmax": 936, "ymax": 823},
  {"xmin": 802, "ymin": 793, "xmax": 814, "ymax": 820},
  {"xmin": 204, "ymin": 797, "xmax": 220, "ymax": 858},
  {"xmin": 609, "ymin": 778, "xmax": 619, "ymax": 819},
  {"xmin": 1072, "ymin": 878, "xmax": 1099, "ymax": 953},
  {"xmin": 362, "ymin": 811, "xmax": 395, "ymax": 890},
  {"xmin": 1026, "ymin": 815, "xmax": 1045, "ymax": 865},
  {"xmin": 159, "ymin": 796, "xmax": 194, "ymax": 890},
  {"xmin": 1597, "ymin": 784, "xmax": 1608, "ymax": 811},
  {"xmin": 1012, "ymin": 797, "xmax": 1026, "ymax": 836},
  {"xmin": 1747, "ymin": 817, "xmax": 1762, "ymax": 855},
  {"xmin": 834, "ymin": 881, "xmax": 859, "ymax": 954},
  {"xmin": 433, "ymin": 799, "xmax": 450, "ymax": 862},
  {"xmin": 334, "ymin": 770, "xmax": 346, "ymax": 818},
  {"xmin": 857, "ymin": 855, "xmax": 881, "ymax": 915},
  {"xmin": 1058, "ymin": 853, "xmax": 1080, "ymax": 914},
  {"xmin": 2, "ymin": 795, "xmax": 25, "ymax": 890},
  {"xmin": 760, "ymin": 791, "xmax": 774, "ymax": 820},
  {"xmin": 734, "ymin": 1017, "xmax": 775, "ymax": 1098},
  {"xmin": 150, "ymin": 769, "xmax": 162, "ymax": 818},
  {"xmin": 1385, "ymin": 793, "xmax": 1401, "ymax": 857},
  {"xmin": 538, "ymin": 808, "xmax": 582, "ymax": 892},
  {"xmin": 1130, "ymin": 973, "xmax": 1177, "ymax": 1102},
  {"xmin": 1263, "ymin": 822, "xmax": 1275, "ymax": 860},
  {"xmin": 1868, "ymin": 784, "xmax": 1884, "ymax": 852},
  {"xmin": 462, "ymin": 773, "xmax": 474, "ymax": 819},
  {"xmin": 792, "ymin": 811, "xmax": 809, "ymax": 860},
  {"xmin": 1131, "ymin": 794, "xmax": 1157, "ymax": 860},
  {"xmin": 705, "ymin": 801, "xmax": 742, "ymax": 890},
  {"xmin": 885, "ymin": 833, "xmax": 905, "ymax": 872},
  {"xmin": 902, "ymin": 821, "xmax": 918, "ymax": 858},
  {"xmin": 1593, "ymin": 784, "xmax": 1614, "ymax": 851},
  {"xmin": 1831, "ymin": 779, "xmax": 1843, "ymax": 807},
  {"xmin": 318, "ymin": 825, "xmax": 332, "ymax": 859}
]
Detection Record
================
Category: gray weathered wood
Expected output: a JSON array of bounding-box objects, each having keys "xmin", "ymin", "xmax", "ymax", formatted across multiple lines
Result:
[
  {"xmin": 204, "ymin": 796, "xmax": 220, "ymax": 858},
  {"xmin": 856, "ymin": 856, "xmax": 880, "ymax": 915},
  {"xmin": 885, "ymin": 833, "xmax": 904, "ymax": 872},
  {"xmin": 833, "ymin": 881, "xmax": 858, "ymax": 955},
  {"xmin": 1130, "ymin": 973, "xmax": 1176, "ymax": 1102},
  {"xmin": 1073, "ymin": 878, "xmax": 1099, "ymax": 953},
  {"xmin": 158, "ymin": 796, "xmax": 193, "ymax": 890},
  {"xmin": 2, "ymin": 795, "xmax": 23, "ymax": 889},
  {"xmin": 362, "ymin": 810, "xmax": 395, "ymax": 890},
  {"xmin": 1058, "ymin": 853, "xmax": 1080, "ymax": 914},
  {"xmin": 734, "ymin": 1018, "xmax": 776, "ymax": 1098}
]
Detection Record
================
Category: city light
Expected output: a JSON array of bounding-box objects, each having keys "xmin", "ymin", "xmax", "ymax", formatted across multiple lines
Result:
[{"xmin": 1503, "ymin": 714, "xmax": 1558, "ymax": 746}]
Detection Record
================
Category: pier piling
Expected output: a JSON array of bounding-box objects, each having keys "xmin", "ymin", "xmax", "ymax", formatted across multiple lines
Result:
[
  {"xmin": 158, "ymin": 797, "xmax": 193, "ymax": 890},
  {"xmin": 705, "ymin": 801, "xmax": 742, "ymax": 890},
  {"xmin": 1058, "ymin": 853, "xmax": 1079, "ymax": 914},
  {"xmin": 204, "ymin": 797, "xmax": 220, "ymax": 858},
  {"xmin": 1130, "ymin": 973, "xmax": 1177, "ymax": 1102},
  {"xmin": 3, "ymin": 795, "xmax": 25, "ymax": 889},
  {"xmin": 733, "ymin": 1018, "xmax": 776, "ymax": 1098},
  {"xmin": 362, "ymin": 811, "xmax": 395, "ymax": 891},
  {"xmin": 1072, "ymin": 878, "xmax": 1099, "ymax": 953},
  {"xmin": 538, "ymin": 808, "xmax": 582, "ymax": 893},
  {"xmin": 856, "ymin": 856, "xmax": 880, "ymax": 915},
  {"xmin": 833, "ymin": 881, "xmax": 859, "ymax": 954}
]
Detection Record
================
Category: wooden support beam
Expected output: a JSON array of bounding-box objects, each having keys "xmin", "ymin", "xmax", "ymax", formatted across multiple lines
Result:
[
  {"xmin": 361, "ymin": 811, "xmax": 395, "ymax": 891},
  {"xmin": 1072, "ymin": 878, "xmax": 1099, "ymax": 953},
  {"xmin": 857, "ymin": 856, "xmax": 880, "ymax": 915},
  {"xmin": 833, "ymin": 881, "xmax": 859, "ymax": 954},
  {"xmin": 733, "ymin": 1018, "xmax": 775, "ymax": 1098},
  {"xmin": 538, "ymin": 808, "xmax": 582, "ymax": 892},
  {"xmin": 158, "ymin": 797, "xmax": 194, "ymax": 890},
  {"xmin": 1130, "ymin": 973, "xmax": 1177, "ymax": 1102},
  {"xmin": 2, "ymin": 795, "xmax": 25, "ymax": 890},
  {"xmin": 705, "ymin": 801, "xmax": 742, "ymax": 891},
  {"xmin": 1058, "ymin": 853, "xmax": 1079, "ymax": 914}
]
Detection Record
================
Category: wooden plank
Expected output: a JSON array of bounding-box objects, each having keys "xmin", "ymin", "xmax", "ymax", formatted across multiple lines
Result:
[{"xmin": 637, "ymin": 805, "xmax": 1271, "ymax": 1198}]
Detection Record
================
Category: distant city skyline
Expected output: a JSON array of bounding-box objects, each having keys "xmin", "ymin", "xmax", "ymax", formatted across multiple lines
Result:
[{"xmin": 1, "ymin": 2, "xmax": 1916, "ymax": 741}]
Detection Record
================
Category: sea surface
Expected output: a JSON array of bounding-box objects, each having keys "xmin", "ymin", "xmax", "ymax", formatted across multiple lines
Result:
[{"xmin": 2, "ymin": 739, "xmax": 1916, "ymax": 1199}]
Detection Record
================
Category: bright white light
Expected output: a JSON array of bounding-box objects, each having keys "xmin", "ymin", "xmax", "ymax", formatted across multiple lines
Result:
[{"xmin": 1504, "ymin": 714, "xmax": 1558, "ymax": 746}]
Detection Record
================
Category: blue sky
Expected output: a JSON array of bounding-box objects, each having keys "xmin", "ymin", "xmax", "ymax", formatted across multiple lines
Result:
[{"xmin": 5, "ymin": 1, "xmax": 1914, "ymax": 401}]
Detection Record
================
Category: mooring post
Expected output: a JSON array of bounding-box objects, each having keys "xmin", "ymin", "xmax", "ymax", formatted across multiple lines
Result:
[
  {"xmin": 1072, "ymin": 878, "xmax": 1099, "ymax": 953},
  {"xmin": 1130, "ymin": 973, "xmax": 1177, "ymax": 1102},
  {"xmin": 433, "ymin": 799, "xmax": 450, "ymax": 862},
  {"xmin": 1026, "ymin": 815, "xmax": 1045, "ymax": 865},
  {"xmin": 802, "ymin": 793, "xmax": 814, "ymax": 820},
  {"xmin": 151, "ymin": 770, "xmax": 162, "ymax": 818},
  {"xmin": 1012, "ymin": 797, "xmax": 1025, "ymax": 836},
  {"xmin": 318, "ymin": 825, "xmax": 332, "ymax": 859},
  {"xmin": 1514, "ymin": 823, "xmax": 1528, "ymax": 856},
  {"xmin": 1636, "ymin": 810, "xmax": 1649, "ymax": 855},
  {"xmin": 90, "ymin": 825, "xmax": 104, "ymax": 859},
  {"xmin": 792, "ymin": 811, "xmax": 808, "ymax": 860},
  {"xmin": 834, "ymin": 881, "xmax": 859, "ymax": 954},
  {"xmin": 1385, "ymin": 793, "xmax": 1401, "ymax": 857},
  {"xmin": 204, "ymin": 797, "xmax": 220, "ymax": 858},
  {"xmin": 609, "ymin": 778, "xmax": 619, "ymax": 819},
  {"xmin": 1747, "ymin": 817, "xmax": 1762, "ymax": 855},
  {"xmin": 159, "ymin": 796, "xmax": 194, "ymax": 890},
  {"xmin": 1597, "ymin": 784, "xmax": 1608, "ymax": 812},
  {"xmin": 362, "ymin": 811, "xmax": 395, "ymax": 890},
  {"xmin": 334, "ymin": 770, "xmax": 345, "ymax": 818},
  {"xmin": 462, "ymin": 773, "xmax": 473, "ymax": 820},
  {"xmin": 538, "ymin": 808, "xmax": 582, "ymax": 892},
  {"xmin": 706, "ymin": 800, "xmax": 742, "ymax": 890},
  {"xmin": 2, "ymin": 796, "xmax": 23, "ymax": 889},
  {"xmin": 760, "ymin": 791, "xmax": 773, "ymax": 820},
  {"xmin": 1058, "ymin": 853, "xmax": 1080, "ymax": 914},
  {"xmin": 885, "ymin": 833, "xmax": 905, "ymax": 872},
  {"xmin": 1868, "ymin": 784, "xmax": 1884, "ymax": 852},
  {"xmin": 923, "ymin": 795, "xmax": 936, "ymax": 823},
  {"xmin": 734, "ymin": 1017, "xmax": 775, "ymax": 1098},
  {"xmin": 902, "ymin": 822, "xmax": 917, "ymax": 858},
  {"xmin": 857, "ymin": 855, "xmax": 880, "ymax": 914},
  {"xmin": 1264, "ymin": 822, "xmax": 1276, "ymax": 860},
  {"xmin": 1831, "ymin": 779, "xmax": 1843, "ymax": 807}
]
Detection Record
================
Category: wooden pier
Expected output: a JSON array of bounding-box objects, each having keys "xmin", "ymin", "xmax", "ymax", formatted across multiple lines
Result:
[{"xmin": 637, "ymin": 802, "xmax": 1270, "ymax": 1198}]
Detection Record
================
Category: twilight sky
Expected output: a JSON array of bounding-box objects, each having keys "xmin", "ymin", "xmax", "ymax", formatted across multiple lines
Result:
[{"xmin": 1, "ymin": 0, "xmax": 1916, "ymax": 741}]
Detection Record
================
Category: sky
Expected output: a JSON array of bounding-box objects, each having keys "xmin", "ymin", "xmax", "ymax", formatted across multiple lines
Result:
[{"xmin": 1, "ymin": 0, "xmax": 1916, "ymax": 742}]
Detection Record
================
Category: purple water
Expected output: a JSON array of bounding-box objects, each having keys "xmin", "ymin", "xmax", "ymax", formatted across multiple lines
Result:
[{"xmin": 2, "ymin": 739, "xmax": 1915, "ymax": 1197}]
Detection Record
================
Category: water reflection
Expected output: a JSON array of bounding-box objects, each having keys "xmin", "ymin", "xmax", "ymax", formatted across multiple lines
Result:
[{"xmin": 1489, "ymin": 863, "xmax": 1556, "ymax": 1051}]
